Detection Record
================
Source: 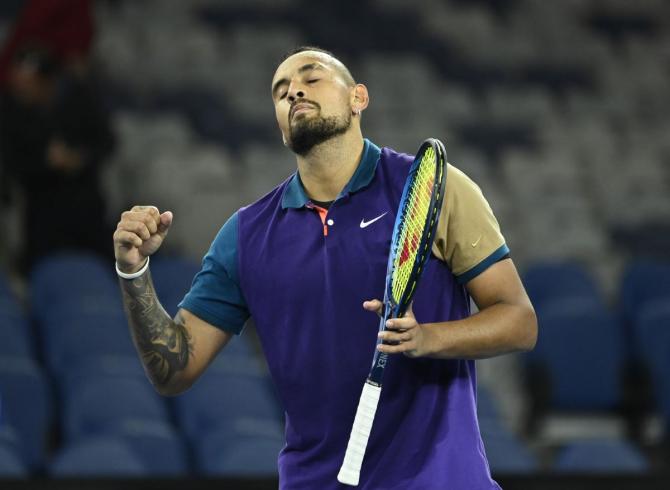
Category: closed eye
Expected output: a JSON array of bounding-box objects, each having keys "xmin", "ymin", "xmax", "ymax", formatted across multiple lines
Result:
[{"xmin": 307, "ymin": 79, "xmax": 319, "ymax": 84}]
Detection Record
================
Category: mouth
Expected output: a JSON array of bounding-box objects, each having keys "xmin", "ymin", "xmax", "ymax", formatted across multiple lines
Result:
[{"xmin": 290, "ymin": 102, "xmax": 317, "ymax": 121}]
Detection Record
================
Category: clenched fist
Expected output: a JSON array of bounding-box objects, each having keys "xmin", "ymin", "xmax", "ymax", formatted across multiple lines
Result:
[{"xmin": 114, "ymin": 205, "xmax": 173, "ymax": 274}]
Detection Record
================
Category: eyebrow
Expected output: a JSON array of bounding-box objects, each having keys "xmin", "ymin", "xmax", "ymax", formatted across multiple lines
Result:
[{"xmin": 272, "ymin": 63, "xmax": 326, "ymax": 97}]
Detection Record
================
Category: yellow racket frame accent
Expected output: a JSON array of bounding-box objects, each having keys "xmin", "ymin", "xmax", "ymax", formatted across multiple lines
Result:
[{"xmin": 389, "ymin": 141, "xmax": 446, "ymax": 312}]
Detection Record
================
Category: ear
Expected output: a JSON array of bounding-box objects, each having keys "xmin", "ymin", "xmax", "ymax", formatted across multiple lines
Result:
[{"xmin": 351, "ymin": 84, "xmax": 369, "ymax": 116}]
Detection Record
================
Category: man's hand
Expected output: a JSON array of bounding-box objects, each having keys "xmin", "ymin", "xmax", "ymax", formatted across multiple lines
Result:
[
  {"xmin": 363, "ymin": 300, "xmax": 430, "ymax": 358},
  {"xmin": 114, "ymin": 205, "xmax": 173, "ymax": 274}
]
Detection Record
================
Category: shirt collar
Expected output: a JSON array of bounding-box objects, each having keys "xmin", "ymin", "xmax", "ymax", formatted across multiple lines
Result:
[{"xmin": 282, "ymin": 139, "xmax": 381, "ymax": 209}]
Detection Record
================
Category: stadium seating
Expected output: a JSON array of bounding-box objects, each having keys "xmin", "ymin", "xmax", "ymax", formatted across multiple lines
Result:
[
  {"xmin": 477, "ymin": 386, "xmax": 538, "ymax": 474},
  {"xmin": 40, "ymin": 309, "xmax": 135, "ymax": 374},
  {"xmin": 61, "ymin": 354, "xmax": 147, "ymax": 391},
  {"xmin": 2, "ymin": 0, "xmax": 670, "ymax": 478},
  {"xmin": 150, "ymin": 255, "xmax": 202, "ymax": 317},
  {"xmin": 554, "ymin": 438, "xmax": 649, "ymax": 473},
  {"xmin": 0, "ymin": 425, "xmax": 23, "ymax": 464},
  {"xmin": 476, "ymin": 385, "xmax": 504, "ymax": 425},
  {"xmin": 196, "ymin": 430, "xmax": 283, "ymax": 476},
  {"xmin": 30, "ymin": 253, "xmax": 118, "ymax": 317},
  {"xmin": 173, "ymin": 357, "xmax": 282, "ymax": 440},
  {"xmin": 0, "ymin": 357, "xmax": 51, "ymax": 469},
  {"xmin": 0, "ymin": 307, "xmax": 33, "ymax": 358},
  {"xmin": 0, "ymin": 269, "xmax": 15, "ymax": 300},
  {"xmin": 0, "ymin": 444, "xmax": 28, "ymax": 477},
  {"xmin": 620, "ymin": 260, "xmax": 670, "ymax": 325},
  {"xmin": 61, "ymin": 376, "xmax": 170, "ymax": 443},
  {"xmin": 49, "ymin": 437, "xmax": 149, "ymax": 477},
  {"xmin": 522, "ymin": 261, "xmax": 604, "ymax": 310},
  {"xmin": 481, "ymin": 423, "xmax": 538, "ymax": 474},
  {"xmin": 110, "ymin": 419, "xmax": 189, "ymax": 476},
  {"xmin": 633, "ymin": 301, "xmax": 670, "ymax": 435},
  {"xmin": 525, "ymin": 301, "xmax": 624, "ymax": 411}
]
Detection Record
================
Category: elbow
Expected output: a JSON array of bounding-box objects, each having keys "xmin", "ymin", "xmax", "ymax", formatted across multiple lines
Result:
[
  {"xmin": 151, "ymin": 377, "xmax": 193, "ymax": 397},
  {"xmin": 517, "ymin": 304, "xmax": 538, "ymax": 352},
  {"xmin": 154, "ymin": 384, "xmax": 181, "ymax": 397}
]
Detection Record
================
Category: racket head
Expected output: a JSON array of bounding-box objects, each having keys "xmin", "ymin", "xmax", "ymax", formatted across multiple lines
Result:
[{"xmin": 386, "ymin": 138, "xmax": 447, "ymax": 317}]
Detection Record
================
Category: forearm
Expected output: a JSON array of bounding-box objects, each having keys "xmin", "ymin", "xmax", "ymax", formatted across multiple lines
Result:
[
  {"xmin": 119, "ymin": 268, "xmax": 193, "ymax": 394},
  {"xmin": 422, "ymin": 302, "xmax": 537, "ymax": 360}
]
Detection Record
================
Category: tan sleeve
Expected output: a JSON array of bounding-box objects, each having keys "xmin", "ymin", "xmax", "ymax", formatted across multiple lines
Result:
[{"xmin": 431, "ymin": 164, "xmax": 509, "ymax": 283}]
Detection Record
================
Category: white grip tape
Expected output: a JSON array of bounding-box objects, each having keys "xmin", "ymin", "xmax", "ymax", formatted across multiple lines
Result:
[{"xmin": 337, "ymin": 382, "xmax": 382, "ymax": 486}]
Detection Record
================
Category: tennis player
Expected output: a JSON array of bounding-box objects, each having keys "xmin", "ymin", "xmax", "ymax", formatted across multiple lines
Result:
[{"xmin": 113, "ymin": 47, "xmax": 537, "ymax": 489}]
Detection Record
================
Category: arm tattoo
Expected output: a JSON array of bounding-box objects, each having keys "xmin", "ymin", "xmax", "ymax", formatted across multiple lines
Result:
[{"xmin": 120, "ymin": 269, "xmax": 193, "ymax": 387}]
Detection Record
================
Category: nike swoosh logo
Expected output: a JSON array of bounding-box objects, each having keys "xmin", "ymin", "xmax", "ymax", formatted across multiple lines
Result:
[
  {"xmin": 471, "ymin": 236, "xmax": 482, "ymax": 247},
  {"xmin": 360, "ymin": 212, "xmax": 388, "ymax": 229}
]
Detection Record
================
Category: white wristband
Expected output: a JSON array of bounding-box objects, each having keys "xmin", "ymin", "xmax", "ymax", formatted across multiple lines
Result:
[{"xmin": 116, "ymin": 257, "xmax": 150, "ymax": 280}]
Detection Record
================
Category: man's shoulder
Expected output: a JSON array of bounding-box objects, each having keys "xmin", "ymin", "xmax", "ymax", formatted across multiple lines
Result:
[{"xmin": 379, "ymin": 145, "xmax": 415, "ymax": 167}]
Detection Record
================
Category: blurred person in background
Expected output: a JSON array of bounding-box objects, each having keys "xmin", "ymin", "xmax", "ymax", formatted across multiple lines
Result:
[
  {"xmin": 0, "ymin": 46, "xmax": 114, "ymax": 273},
  {"xmin": 0, "ymin": 0, "xmax": 114, "ymax": 273}
]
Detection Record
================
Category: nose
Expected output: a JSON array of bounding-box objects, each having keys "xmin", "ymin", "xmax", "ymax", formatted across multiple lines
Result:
[{"xmin": 287, "ymin": 81, "xmax": 305, "ymax": 103}]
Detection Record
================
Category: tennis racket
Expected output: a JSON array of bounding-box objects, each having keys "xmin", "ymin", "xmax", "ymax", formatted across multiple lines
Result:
[{"xmin": 337, "ymin": 138, "xmax": 447, "ymax": 486}]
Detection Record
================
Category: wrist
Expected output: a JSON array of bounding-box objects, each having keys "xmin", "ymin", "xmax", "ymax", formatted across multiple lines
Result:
[
  {"xmin": 116, "ymin": 257, "xmax": 150, "ymax": 279},
  {"xmin": 420, "ymin": 323, "xmax": 446, "ymax": 358}
]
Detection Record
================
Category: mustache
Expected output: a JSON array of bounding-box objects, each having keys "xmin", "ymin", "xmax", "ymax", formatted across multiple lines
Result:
[{"xmin": 289, "ymin": 100, "xmax": 320, "ymax": 121}]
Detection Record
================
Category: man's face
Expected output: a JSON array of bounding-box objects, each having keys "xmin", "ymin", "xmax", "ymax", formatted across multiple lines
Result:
[
  {"xmin": 8, "ymin": 62, "xmax": 55, "ymax": 106},
  {"xmin": 271, "ymin": 52, "xmax": 354, "ymax": 155}
]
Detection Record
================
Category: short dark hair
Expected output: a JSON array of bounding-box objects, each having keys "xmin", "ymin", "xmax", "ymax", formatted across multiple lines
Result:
[
  {"xmin": 281, "ymin": 46, "xmax": 337, "ymax": 62},
  {"xmin": 278, "ymin": 46, "xmax": 356, "ymax": 86}
]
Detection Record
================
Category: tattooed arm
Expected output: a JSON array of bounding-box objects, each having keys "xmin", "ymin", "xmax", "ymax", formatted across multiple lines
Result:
[{"xmin": 115, "ymin": 206, "xmax": 231, "ymax": 395}]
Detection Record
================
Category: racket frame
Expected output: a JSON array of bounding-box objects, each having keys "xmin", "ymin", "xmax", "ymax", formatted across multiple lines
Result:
[{"xmin": 337, "ymin": 138, "xmax": 447, "ymax": 486}]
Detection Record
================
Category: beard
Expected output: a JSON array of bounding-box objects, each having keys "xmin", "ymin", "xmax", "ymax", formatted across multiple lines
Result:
[{"xmin": 288, "ymin": 107, "xmax": 352, "ymax": 156}]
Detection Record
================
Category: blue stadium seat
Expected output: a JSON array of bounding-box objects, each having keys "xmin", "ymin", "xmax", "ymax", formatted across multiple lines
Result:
[
  {"xmin": 110, "ymin": 419, "xmax": 189, "ymax": 476},
  {"xmin": 526, "ymin": 302, "xmax": 624, "ymax": 410},
  {"xmin": 62, "ymin": 376, "xmax": 170, "ymax": 443},
  {"xmin": 49, "ymin": 437, "xmax": 149, "ymax": 477},
  {"xmin": 477, "ymin": 385, "xmax": 504, "ymax": 425},
  {"xmin": 0, "ymin": 444, "xmax": 28, "ymax": 477},
  {"xmin": 0, "ymin": 268, "xmax": 15, "ymax": 300},
  {"xmin": 173, "ymin": 358, "xmax": 282, "ymax": 439},
  {"xmin": 480, "ymin": 423, "xmax": 538, "ymax": 474},
  {"xmin": 620, "ymin": 259, "xmax": 670, "ymax": 325},
  {"xmin": 61, "ymin": 355, "xmax": 147, "ymax": 392},
  {"xmin": 476, "ymin": 384, "xmax": 537, "ymax": 474},
  {"xmin": 554, "ymin": 438, "xmax": 648, "ymax": 473},
  {"xmin": 30, "ymin": 253, "xmax": 119, "ymax": 322},
  {"xmin": 0, "ymin": 424, "xmax": 23, "ymax": 465},
  {"xmin": 0, "ymin": 357, "xmax": 51, "ymax": 469},
  {"xmin": 41, "ymin": 310, "xmax": 135, "ymax": 374},
  {"xmin": 523, "ymin": 261, "xmax": 602, "ymax": 310},
  {"xmin": 150, "ymin": 255, "xmax": 201, "ymax": 317},
  {"xmin": 634, "ymin": 302, "xmax": 670, "ymax": 431},
  {"xmin": 0, "ymin": 308, "xmax": 33, "ymax": 358},
  {"xmin": 196, "ymin": 429, "xmax": 283, "ymax": 476}
]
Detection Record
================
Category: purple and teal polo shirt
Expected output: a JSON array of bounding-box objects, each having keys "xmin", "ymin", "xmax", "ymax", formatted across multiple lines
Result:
[{"xmin": 180, "ymin": 139, "xmax": 507, "ymax": 489}]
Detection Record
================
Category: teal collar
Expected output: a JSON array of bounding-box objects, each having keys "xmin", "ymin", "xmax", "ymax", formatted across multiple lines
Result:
[{"xmin": 281, "ymin": 139, "xmax": 381, "ymax": 209}]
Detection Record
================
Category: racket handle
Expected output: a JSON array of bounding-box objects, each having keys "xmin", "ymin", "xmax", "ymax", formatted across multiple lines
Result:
[{"xmin": 337, "ymin": 382, "xmax": 382, "ymax": 486}]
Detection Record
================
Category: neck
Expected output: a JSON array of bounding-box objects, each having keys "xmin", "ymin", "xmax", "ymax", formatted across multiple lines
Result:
[{"xmin": 295, "ymin": 128, "xmax": 365, "ymax": 202}]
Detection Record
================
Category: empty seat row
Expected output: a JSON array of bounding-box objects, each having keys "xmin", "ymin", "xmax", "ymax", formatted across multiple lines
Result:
[
  {"xmin": 477, "ymin": 386, "xmax": 650, "ymax": 474},
  {"xmin": 521, "ymin": 259, "xmax": 670, "ymax": 443}
]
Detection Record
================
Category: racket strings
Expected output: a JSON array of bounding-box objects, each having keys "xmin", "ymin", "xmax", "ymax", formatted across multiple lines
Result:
[{"xmin": 391, "ymin": 148, "xmax": 437, "ymax": 303}]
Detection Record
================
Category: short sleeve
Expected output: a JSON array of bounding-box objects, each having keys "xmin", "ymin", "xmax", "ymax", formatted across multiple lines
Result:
[
  {"xmin": 178, "ymin": 212, "xmax": 250, "ymax": 334},
  {"xmin": 431, "ymin": 164, "xmax": 510, "ymax": 284}
]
